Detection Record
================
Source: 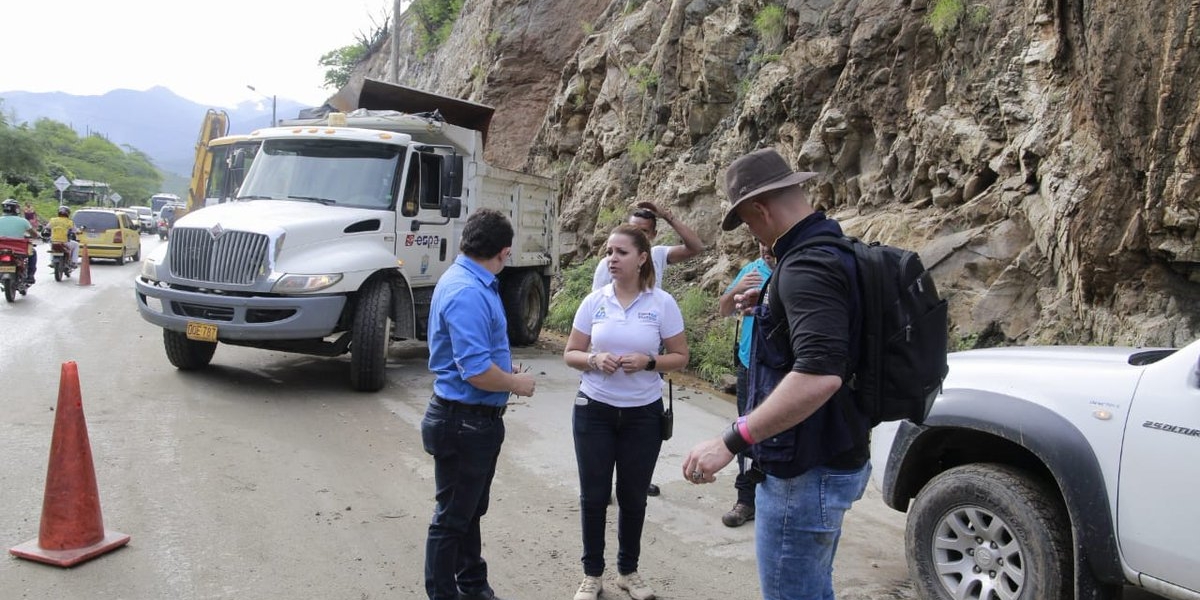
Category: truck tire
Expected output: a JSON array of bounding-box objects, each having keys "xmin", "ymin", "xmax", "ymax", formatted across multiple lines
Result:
[
  {"xmin": 906, "ymin": 463, "xmax": 1071, "ymax": 600},
  {"xmin": 163, "ymin": 329, "xmax": 216, "ymax": 370},
  {"xmin": 350, "ymin": 279, "xmax": 392, "ymax": 392},
  {"xmin": 502, "ymin": 271, "xmax": 547, "ymax": 346}
]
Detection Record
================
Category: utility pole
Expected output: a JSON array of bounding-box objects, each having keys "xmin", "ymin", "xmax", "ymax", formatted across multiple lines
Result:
[
  {"xmin": 246, "ymin": 85, "xmax": 277, "ymax": 127},
  {"xmin": 390, "ymin": 0, "xmax": 402, "ymax": 83}
]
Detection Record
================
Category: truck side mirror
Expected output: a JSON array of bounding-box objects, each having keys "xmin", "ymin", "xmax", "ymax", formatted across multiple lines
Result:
[
  {"xmin": 230, "ymin": 149, "xmax": 247, "ymax": 171},
  {"xmin": 440, "ymin": 197, "xmax": 462, "ymax": 219},
  {"xmin": 441, "ymin": 154, "xmax": 464, "ymax": 198}
]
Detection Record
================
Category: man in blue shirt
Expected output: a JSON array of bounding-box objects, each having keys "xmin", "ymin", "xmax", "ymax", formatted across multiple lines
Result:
[
  {"xmin": 716, "ymin": 241, "xmax": 774, "ymax": 527},
  {"xmin": 423, "ymin": 208, "xmax": 537, "ymax": 600}
]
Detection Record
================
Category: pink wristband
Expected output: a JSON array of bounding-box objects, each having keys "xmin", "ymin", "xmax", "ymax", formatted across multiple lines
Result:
[{"xmin": 736, "ymin": 416, "xmax": 755, "ymax": 444}]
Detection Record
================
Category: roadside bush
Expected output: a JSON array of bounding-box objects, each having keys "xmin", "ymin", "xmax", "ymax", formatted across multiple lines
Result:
[
  {"xmin": 673, "ymin": 286, "xmax": 736, "ymax": 385},
  {"xmin": 546, "ymin": 257, "xmax": 599, "ymax": 334}
]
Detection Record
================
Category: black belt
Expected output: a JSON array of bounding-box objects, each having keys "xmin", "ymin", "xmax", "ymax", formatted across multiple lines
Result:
[{"xmin": 431, "ymin": 395, "xmax": 507, "ymax": 418}]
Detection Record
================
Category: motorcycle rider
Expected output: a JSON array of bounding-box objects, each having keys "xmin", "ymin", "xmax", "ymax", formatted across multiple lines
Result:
[
  {"xmin": 48, "ymin": 205, "xmax": 81, "ymax": 267},
  {"xmin": 0, "ymin": 199, "xmax": 37, "ymax": 283}
]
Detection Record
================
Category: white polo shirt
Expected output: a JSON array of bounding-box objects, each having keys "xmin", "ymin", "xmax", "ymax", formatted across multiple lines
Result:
[{"xmin": 572, "ymin": 284, "xmax": 686, "ymax": 407}]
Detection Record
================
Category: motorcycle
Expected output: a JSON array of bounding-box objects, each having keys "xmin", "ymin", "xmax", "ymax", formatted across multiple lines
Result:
[
  {"xmin": 0, "ymin": 236, "xmax": 33, "ymax": 302},
  {"xmin": 49, "ymin": 240, "xmax": 76, "ymax": 282}
]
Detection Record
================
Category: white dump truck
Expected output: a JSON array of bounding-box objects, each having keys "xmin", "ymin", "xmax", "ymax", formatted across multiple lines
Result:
[{"xmin": 136, "ymin": 80, "xmax": 558, "ymax": 391}]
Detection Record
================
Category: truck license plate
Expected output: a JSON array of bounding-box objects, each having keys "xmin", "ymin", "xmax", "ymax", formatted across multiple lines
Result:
[
  {"xmin": 186, "ymin": 322, "xmax": 218, "ymax": 342},
  {"xmin": 0, "ymin": 266, "xmax": 14, "ymax": 273}
]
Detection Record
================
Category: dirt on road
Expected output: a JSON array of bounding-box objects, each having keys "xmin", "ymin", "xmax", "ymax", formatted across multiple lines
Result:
[{"xmin": 0, "ymin": 269, "xmax": 916, "ymax": 599}]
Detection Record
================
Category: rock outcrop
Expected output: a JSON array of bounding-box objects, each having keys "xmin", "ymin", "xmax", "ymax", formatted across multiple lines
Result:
[{"xmin": 347, "ymin": 0, "xmax": 1200, "ymax": 347}]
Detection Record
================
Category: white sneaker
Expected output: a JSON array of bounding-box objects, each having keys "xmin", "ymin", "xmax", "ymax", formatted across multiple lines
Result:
[
  {"xmin": 616, "ymin": 571, "xmax": 655, "ymax": 599},
  {"xmin": 574, "ymin": 575, "xmax": 603, "ymax": 600}
]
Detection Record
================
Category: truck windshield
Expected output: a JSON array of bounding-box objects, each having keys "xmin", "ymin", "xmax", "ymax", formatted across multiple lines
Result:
[{"xmin": 237, "ymin": 139, "xmax": 402, "ymax": 210}]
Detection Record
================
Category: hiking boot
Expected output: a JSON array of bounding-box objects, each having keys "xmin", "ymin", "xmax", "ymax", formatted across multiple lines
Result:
[
  {"xmin": 573, "ymin": 575, "xmax": 603, "ymax": 600},
  {"xmin": 721, "ymin": 502, "xmax": 755, "ymax": 527},
  {"xmin": 616, "ymin": 571, "xmax": 655, "ymax": 600}
]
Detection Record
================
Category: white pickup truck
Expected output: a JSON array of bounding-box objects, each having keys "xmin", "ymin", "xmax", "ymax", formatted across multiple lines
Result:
[
  {"xmin": 136, "ymin": 81, "xmax": 558, "ymax": 392},
  {"xmin": 872, "ymin": 337, "xmax": 1200, "ymax": 600}
]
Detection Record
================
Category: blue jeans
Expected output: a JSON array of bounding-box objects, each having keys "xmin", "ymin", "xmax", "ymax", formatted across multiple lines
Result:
[
  {"xmin": 755, "ymin": 462, "xmax": 871, "ymax": 600},
  {"xmin": 573, "ymin": 392, "xmax": 663, "ymax": 577},
  {"xmin": 421, "ymin": 400, "xmax": 506, "ymax": 600}
]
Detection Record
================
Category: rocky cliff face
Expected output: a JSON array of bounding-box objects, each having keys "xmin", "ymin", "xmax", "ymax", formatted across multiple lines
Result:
[{"xmin": 349, "ymin": 0, "xmax": 1200, "ymax": 347}]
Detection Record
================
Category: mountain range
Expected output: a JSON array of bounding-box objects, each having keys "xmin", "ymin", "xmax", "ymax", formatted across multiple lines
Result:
[{"xmin": 0, "ymin": 86, "xmax": 315, "ymax": 178}]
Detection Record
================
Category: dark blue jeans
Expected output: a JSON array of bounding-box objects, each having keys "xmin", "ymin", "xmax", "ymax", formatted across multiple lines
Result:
[
  {"xmin": 421, "ymin": 400, "xmax": 506, "ymax": 600},
  {"xmin": 734, "ymin": 362, "xmax": 756, "ymax": 505},
  {"xmin": 573, "ymin": 391, "xmax": 664, "ymax": 577}
]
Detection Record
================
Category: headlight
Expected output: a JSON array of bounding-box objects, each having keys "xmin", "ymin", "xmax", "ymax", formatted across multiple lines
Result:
[
  {"xmin": 272, "ymin": 273, "xmax": 343, "ymax": 293},
  {"xmin": 140, "ymin": 259, "xmax": 159, "ymax": 281}
]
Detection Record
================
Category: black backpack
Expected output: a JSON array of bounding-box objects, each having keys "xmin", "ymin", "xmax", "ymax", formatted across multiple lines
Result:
[{"xmin": 797, "ymin": 236, "xmax": 949, "ymax": 425}]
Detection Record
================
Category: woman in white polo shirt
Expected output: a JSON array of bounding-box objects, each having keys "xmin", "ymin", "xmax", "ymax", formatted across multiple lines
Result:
[{"xmin": 563, "ymin": 223, "xmax": 689, "ymax": 600}]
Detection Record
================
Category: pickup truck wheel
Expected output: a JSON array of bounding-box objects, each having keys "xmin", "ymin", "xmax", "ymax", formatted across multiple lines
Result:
[
  {"xmin": 163, "ymin": 330, "xmax": 216, "ymax": 370},
  {"xmin": 906, "ymin": 464, "xmax": 1070, "ymax": 600},
  {"xmin": 502, "ymin": 271, "xmax": 547, "ymax": 346},
  {"xmin": 350, "ymin": 280, "xmax": 392, "ymax": 392}
]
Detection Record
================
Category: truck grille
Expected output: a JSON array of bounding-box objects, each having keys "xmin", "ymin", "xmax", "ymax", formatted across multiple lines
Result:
[{"xmin": 169, "ymin": 228, "xmax": 270, "ymax": 285}]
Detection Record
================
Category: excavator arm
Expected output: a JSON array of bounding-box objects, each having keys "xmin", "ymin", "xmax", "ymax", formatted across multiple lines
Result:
[{"xmin": 186, "ymin": 109, "xmax": 230, "ymax": 213}]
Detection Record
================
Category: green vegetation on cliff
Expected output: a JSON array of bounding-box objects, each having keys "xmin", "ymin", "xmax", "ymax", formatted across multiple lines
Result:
[{"xmin": 0, "ymin": 102, "xmax": 162, "ymax": 215}]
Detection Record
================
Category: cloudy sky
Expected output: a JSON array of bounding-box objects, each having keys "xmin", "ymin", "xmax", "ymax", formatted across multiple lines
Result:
[{"xmin": 1, "ymin": 0, "xmax": 399, "ymax": 108}]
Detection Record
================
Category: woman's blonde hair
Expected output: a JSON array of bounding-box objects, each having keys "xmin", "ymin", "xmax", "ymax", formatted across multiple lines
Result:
[{"xmin": 611, "ymin": 223, "xmax": 656, "ymax": 291}]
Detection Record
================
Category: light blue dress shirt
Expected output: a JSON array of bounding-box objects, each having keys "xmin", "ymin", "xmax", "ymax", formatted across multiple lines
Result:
[{"xmin": 428, "ymin": 255, "xmax": 512, "ymax": 406}]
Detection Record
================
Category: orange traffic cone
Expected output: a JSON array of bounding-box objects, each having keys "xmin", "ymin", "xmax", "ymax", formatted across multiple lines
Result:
[
  {"xmin": 77, "ymin": 245, "xmax": 92, "ymax": 287},
  {"xmin": 9, "ymin": 362, "xmax": 130, "ymax": 567}
]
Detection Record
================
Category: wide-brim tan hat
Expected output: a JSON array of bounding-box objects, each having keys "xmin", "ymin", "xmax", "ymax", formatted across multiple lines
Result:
[{"xmin": 721, "ymin": 148, "xmax": 817, "ymax": 231}]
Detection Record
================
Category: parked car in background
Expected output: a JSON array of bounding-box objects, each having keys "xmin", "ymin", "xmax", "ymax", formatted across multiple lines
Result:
[
  {"xmin": 131, "ymin": 205, "xmax": 154, "ymax": 233},
  {"xmin": 116, "ymin": 208, "xmax": 141, "ymax": 232},
  {"xmin": 73, "ymin": 208, "xmax": 141, "ymax": 265},
  {"xmin": 157, "ymin": 204, "xmax": 185, "ymax": 240}
]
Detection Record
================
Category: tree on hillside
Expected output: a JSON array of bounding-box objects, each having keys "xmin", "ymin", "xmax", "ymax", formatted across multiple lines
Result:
[
  {"xmin": 29, "ymin": 121, "xmax": 160, "ymax": 204},
  {"xmin": 0, "ymin": 124, "xmax": 44, "ymax": 180},
  {"xmin": 320, "ymin": 44, "xmax": 369, "ymax": 90},
  {"xmin": 319, "ymin": 10, "xmax": 391, "ymax": 90},
  {"xmin": 2, "ymin": 113, "xmax": 162, "ymax": 204}
]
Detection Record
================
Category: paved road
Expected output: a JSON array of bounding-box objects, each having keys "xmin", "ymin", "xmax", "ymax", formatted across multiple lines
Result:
[{"xmin": 0, "ymin": 237, "xmax": 1160, "ymax": 599}]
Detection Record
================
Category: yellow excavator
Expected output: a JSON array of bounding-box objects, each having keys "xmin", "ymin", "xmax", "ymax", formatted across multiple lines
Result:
[{"xmin": 185, "ymin": 109, "xmax": 261, "ymax": 214}]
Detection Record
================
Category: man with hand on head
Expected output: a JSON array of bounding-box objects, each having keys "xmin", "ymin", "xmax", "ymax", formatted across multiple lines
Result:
[
  {"xmin": 591, "ymin": 200, "xmax": 703, "ymax": 291},
  {"xmin": 422, "ymin": 208, "xmax": 536, "ymax": 600}
]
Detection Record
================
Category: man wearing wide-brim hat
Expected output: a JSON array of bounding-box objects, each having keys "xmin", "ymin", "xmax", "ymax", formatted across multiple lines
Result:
[{"xmin": 682, "ymin": 147, "xmax": 873, "ymax": 599}]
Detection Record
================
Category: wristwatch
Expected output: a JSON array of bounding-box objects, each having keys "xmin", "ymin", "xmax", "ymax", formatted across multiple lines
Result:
[{"xmin": 644, "ymin": 354, "xmax": 657, "ymax": 371}]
